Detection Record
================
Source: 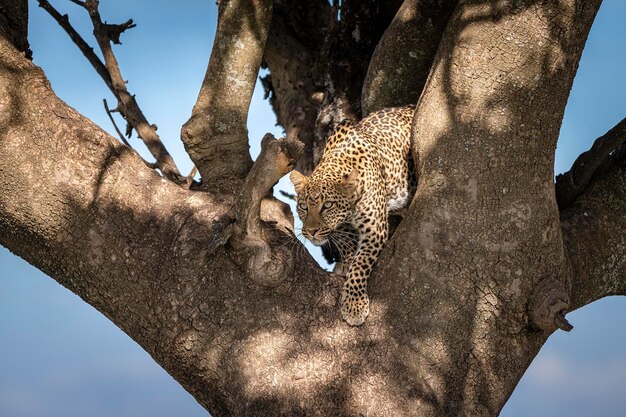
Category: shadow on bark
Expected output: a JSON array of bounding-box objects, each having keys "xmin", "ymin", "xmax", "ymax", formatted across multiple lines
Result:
[{"xmin": 0, "ymin": 0, "xmax": 610, "ymax": 415}]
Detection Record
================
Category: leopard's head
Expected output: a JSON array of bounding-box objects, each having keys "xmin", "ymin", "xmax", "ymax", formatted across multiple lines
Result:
[{"xmin": 290, "ymin": 168, "xmax": 358, "ymax": 246}]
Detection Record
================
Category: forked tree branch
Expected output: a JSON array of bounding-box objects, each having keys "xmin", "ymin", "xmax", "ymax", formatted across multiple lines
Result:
[
  {"xmin": 38, "ymin": 0, "xmax": 187, "ymax": 184},
  {"xmin": 556, "ymin": 116, "xmax": 626, "ymax": 209},
  {"xmin": 229, "ymin": 133, "xmax": 303, "ymax": 287},
  {"xmin": 83, "ymin": 0, "xmax": 184, "ymax": 183},
  {"xmin": 181, "ymin": 0, "xmax": 272, "ymax": 190},
  {"xmin": 37, "ymin": 0, "xmax": 112, "ymax": 89},
  {"xmin": 361, "ymin": 0, "xmax": 458, "ymax": 115}
]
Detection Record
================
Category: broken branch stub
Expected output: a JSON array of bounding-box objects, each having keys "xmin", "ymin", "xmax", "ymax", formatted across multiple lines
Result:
[
  {"xmin": 237, "ymin": 133, "xmax": 303, "ymax": 238},
  {"xmin": 229, "ymin": 133, "xmax": 303, "ymax": 287},
  {"xmin": 529, "ymin": 277, "xmax": 573, "ymax": 332}
]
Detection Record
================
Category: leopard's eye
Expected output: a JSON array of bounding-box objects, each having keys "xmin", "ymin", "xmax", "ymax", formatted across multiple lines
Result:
[
  {"xmin": 322, "ymin": 201, "xmax": 335, "ymax": 209},
  {"xmin": 298, "ymin": 202, "xmax": 308, "ymax": 210}
]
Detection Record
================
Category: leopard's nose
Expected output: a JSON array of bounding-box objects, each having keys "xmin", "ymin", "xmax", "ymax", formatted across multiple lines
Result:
[{"xmin": 308, "ymin": 228, "xmax": 320, "ymax": 237}]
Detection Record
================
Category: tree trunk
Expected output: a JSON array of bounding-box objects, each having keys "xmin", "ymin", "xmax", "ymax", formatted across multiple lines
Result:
[{"xmin": 1, "ymin": 1, "xmax": 624, "ymax": 416}]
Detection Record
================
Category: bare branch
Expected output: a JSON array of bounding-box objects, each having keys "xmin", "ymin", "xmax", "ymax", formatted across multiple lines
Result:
[
  {"xmin": 39, "ymin": 0, "xmax": 185, "ymax": 183},
  {"xmin": 181, "ymin": 0, "xmax": 272, "ymax": 190},
  {"xmin": 103, "ymin": 98, "xmax": 163, "ymax": 172},
  {"xmin": 279, "ymin": 190, "xmax": 296, "ymax": 201},
  {"xmin": 83, "ymin": 0, "xmax": 184, "ymax": 182},
  {"xmin": 262, "ymin": 6, "xmax": 328, "ymax": 174},
  {"xmin": 556, "ymin": 116, "xmax": 626, "ymax": 209},
  {"xmin": 361, "ymin": 0, "xmax": 458, "ymax": 115},
  {"xmin": 37, "ymin": 0, "xmax": 112, "ymax": 90}
]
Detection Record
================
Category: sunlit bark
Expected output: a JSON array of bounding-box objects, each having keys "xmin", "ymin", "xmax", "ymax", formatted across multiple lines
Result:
[{"xmin": 1, "ymin": 1, "xmax": 622, "ymax": 416}]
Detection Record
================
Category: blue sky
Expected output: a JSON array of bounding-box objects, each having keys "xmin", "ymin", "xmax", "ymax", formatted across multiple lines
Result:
[{"xmin": 0, "ymin": 1, "xmax": 624, "ymax": 416}]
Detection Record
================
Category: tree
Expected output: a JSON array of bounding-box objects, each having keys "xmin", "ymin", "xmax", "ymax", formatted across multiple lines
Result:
[{"xmin": 0, "ymin": 0, "xmax": 624, "ymax": 416}]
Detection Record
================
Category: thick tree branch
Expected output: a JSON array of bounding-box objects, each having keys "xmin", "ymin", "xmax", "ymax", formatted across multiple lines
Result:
[
  {"xmin": 314, "ymin": 0, "xmax": 398, "ymax": 162},
  {"xmin": 373, "ymin": 1, "xmax": 603, "ymax": 414},
  {"xmin": 561, "ymin": 149, "xmax": 626, "ymax": 311},
  {"xmin": 262, "ymin": 3, "xmax": 329, "ymax": 174},
  {"xmin": 2, "ymin": 1, "xmax": 616, "ymax": 416},
  {"xmin": 556, "ymin": 116, "xmax": 626, "ymax": 209},
  {"xmin": 181, "ymin": 0, "xmax": 272, "ymax": 190},
  {"xmin": 361, "ymin": 0, "xmax": 458, "ymax": 115},
  {"xmin": 0, "ymin": 0, "xmax": 30, "ymax": 58},
  {"xmin": 0, "ymin": 33, "xmax": 329, "ymax": 415},
  {"xmin": 39, "ymin": 0, "xmax": 185, "ymax": 183}
]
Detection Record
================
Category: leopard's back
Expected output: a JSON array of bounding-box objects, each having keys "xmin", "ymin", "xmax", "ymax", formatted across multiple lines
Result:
[
  {"xmin": 358, "ymin": 106, "xmax": 416, "ymax": 212},
  {"xmin": 322, "ymin": 106, "xmax": 417, "ymax": 213}
]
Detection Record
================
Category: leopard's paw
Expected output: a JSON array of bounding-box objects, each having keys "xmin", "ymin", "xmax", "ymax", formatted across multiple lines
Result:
[{"xmin": 341, "ymin": 292, "xmax": 370, "ymax": 326}]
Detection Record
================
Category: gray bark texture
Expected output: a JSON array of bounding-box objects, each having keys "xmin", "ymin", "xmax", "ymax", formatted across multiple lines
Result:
[{"xmin": 1, "ymin": 0, "xmax": 624, "ymax": 416}]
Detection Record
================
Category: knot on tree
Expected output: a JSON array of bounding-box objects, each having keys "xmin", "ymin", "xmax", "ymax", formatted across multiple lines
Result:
[
  {"xmin": 228, "ymin": 227, "xmax": 295, "ymax": 288},
  {"xmin": 528, "ymin": 277, "xmax": 573, "ymax": 332},
  {"xmin": 229, "ymin": 133, "xmax": 304, "ymax": 287}
]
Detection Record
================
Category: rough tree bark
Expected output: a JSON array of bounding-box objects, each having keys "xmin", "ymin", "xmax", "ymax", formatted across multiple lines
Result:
[
  {"xmin": 181, "ymin": 0, "xmax": 272, "ymax": 191},
  {"xmin": 1, "ymin": 1, "xmax": 624, "ymax": 416}
]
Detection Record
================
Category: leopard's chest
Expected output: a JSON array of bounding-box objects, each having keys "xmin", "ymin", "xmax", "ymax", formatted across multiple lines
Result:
[{"xmin": 387, "ymin": 192, "xmax": 411, "ymax": 212}]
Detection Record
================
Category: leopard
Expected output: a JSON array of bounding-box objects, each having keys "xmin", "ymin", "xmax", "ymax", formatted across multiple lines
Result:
[{"xmin": 290, "ymin": 105, "xmax": 417, "ymax": 326}]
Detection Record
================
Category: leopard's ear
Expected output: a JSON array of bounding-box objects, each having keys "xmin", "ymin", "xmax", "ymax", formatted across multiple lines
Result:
[
  {"xmin": 341, "ymin": 168, "xmax": 359, "ymax": 195},
  {"xmin": 290, "ymin": 170, "xmax": 308, "ymax": 194}
]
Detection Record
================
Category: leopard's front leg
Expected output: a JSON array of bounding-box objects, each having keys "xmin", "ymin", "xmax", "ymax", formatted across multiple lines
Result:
[{"xmin": 341, "ymin": 208, "xmax": 387, "ymax": 326}]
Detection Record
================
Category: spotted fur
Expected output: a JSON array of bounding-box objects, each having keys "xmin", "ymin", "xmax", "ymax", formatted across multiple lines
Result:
[{"xmin": 290, "ymin": 106, "xmax": 417, "ymax": 325}]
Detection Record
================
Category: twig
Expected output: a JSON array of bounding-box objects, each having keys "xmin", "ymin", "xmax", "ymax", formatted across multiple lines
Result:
[
  {"xmin": 103, "ymin": 98, "xmax": 129, "ymax": 146},
  {"xmin": 104, "ymin": 98, "xmax": 159, "ymax": 170},
  {"xmin": 279, "ymin": 190, "xmax": 296, "ymax": 201},
  {"xmin": 556, "ymin": 117, "xmax": 626, "ymax": 209},
  {"xmin": 39, "ymin": 0, "xmax": 186, "ymax": 184}
]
